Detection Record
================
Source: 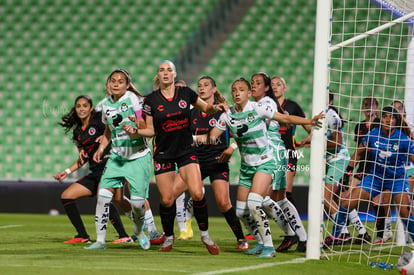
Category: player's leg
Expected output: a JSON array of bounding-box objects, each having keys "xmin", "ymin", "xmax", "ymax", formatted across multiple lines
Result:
[
  {"xmin": 180, "ymin": 162, "xmax": 219, "ymax": 255},
  {"xmin": 173, "ymin": 173, "xmax": 190, "ymax": 240},
  {"xmin": 249, "ymin": 170, "xmax": 275, "ymax": 258},
  {"xmin": 61, "ymin": 182, "xmax": 93, "ymax": 243}
]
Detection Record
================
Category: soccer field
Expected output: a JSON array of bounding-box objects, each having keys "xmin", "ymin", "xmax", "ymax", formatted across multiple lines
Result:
[{"xmin": 0, "ymin": 213, "xmax": 397, "ymax": 275}]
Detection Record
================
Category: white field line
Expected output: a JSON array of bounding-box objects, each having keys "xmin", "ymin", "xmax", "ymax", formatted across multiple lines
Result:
[
  {"xmin": 0, "ymin": 224, "xmax": 23, "ymax": 229},
  {"xmin": 194, "ymin": 257, "xmax": 307, "ymax": 275}
]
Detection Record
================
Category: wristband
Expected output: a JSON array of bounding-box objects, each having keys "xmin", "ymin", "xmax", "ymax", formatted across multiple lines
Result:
[
  {"xmin": 344, "ymin": 165, "xmax": 353, "ymax": 175},
  {"xmin": 230, "ymin": 143, "xmax": 238, "ymax": 150},
  {"xmin": 64, "ymin": 168, "xmax": 72, "ymax": 175}
]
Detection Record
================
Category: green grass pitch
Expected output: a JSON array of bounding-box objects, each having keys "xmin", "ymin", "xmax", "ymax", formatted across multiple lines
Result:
[{"xmin": 0, "ymin": 213, "xmax": 405, "ymax": 274}]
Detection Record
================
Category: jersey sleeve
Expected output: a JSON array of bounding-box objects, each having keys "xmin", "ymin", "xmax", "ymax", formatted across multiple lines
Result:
[
  {"xmin": 216, "ymin": 112, "xmax": 228, "ymax": 131},
  {"xmin": 256, "ymin": 101, "xmax": 276, "ymax": 120},
  {"xmin": 130, "ymin": 93, "xmax": 144, "ymax": 119},
  {"xmin": 292, "ymin": 101, "xmax": 306, "ymax": 117},
  {"xmin": 143, "ymin": 96, "xmax": 152, "ymax": 116},
  {"xmin": 185, "ymin": 87, "xmax": 199, "ymax": 105},
  {"xmin": 327, "ymin": 109, "xmax": 342, "ymax": 132}
]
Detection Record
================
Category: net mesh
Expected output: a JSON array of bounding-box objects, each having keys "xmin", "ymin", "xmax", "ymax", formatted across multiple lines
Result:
[{"xmin": 322, "ymin": 0, "xmax": 414, "ymax": 264}]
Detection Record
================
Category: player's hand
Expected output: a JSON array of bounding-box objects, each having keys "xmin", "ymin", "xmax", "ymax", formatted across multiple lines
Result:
[
  {"xmin": 214, "ymin": 103, "xmax": 228, "ymax": 112},
  {"xmin": 311, "ymin": 111, "xmax": 325, "ymax": 128},
  {"xmin": 128, "ymin": 116, "xmax": 140, "ymax": 128},
  {"xmin": 79, "ymin": 148, "xmax": 88, "ymax": 164},
  {"xmin": 218, "ymin": 146, "xmax": 235, "ymax": 163},
  {"xmin": 93, "ymin": 149, "xmax": 103, "ymax": 163},
  {"xmin": 54, "ymin": 171, "xmax": 67, "ymax": 181},
  {"xmin": 122, "ymin": 123, "xmax": 138, "ymax": 135}
]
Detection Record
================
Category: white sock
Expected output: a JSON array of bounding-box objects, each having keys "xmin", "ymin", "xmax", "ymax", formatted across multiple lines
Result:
[
  {"xmin": 145, "ymin": 209, "xmax": 158, "ymax": 233},
  {"xmin": 247, "ymin": 193, "xmax": 273, "ymax": 248},
  {"xmin": 277, "ymin": 198, "xmax": 307, "ymax": 242},
  {"xmin": 263, "ymin": 196, "xmax": 295, "ymax": 236},
  {"xmin": 130, "ymin": 195, "xmax": 146, "ymax": 237},
  {"xmin": 176, "ymin": 192, "xmax": 186, "ymax": 232},
  {"xmin": 349, "ymin": 209, "xmax": 366, "ymax": 234},
  {"xmin": 236, "ymin": 200, "xmax": 263, "ymax": 244},
  {"xmin": 95, "ymin": 188, "xmax": 113, "ymax": 243}
]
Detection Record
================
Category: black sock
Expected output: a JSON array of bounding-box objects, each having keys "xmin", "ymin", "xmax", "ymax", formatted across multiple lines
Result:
[
  {"xmin": 222, "ymin": 207, "xmax": 245, "ymax": 240},
  {"xmin": 109, "ymin": 202, "xmax": 129, "ymax": 238},
  {"xmin": 286, "ymin": 192, "xmax": 296, "ymax": 206},
  {"xmin": 375, "ymin": 205, "xmax": 385, "ymax": 238},
  {"xmin": 159, "ymin": 202, "xmax": 176, "ymax": 237},
  {"xmin": 193, "ymin": 196, "xmax": 208, "ymax": 231},
  {"xmin": 61, "ymin": 198, "xmax": 88, "ymax": 238}
]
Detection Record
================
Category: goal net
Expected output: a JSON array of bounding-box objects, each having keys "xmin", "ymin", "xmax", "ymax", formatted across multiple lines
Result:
[{"xmin": 310, "ymin": 0, "xmax": 414, "ymax": 265}]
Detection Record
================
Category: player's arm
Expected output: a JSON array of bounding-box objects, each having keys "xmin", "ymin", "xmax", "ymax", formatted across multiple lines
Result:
[
  {"xmin": 273, "ymin": 111, "xmax": 324, "ymax": 127},
  {"xmin": 218, "ymin": 140, "xmax": 237, "ymax": 163},
  {"xmin": 93, "ymin": 125, "xmax": 111, "ymax": 163},
  {"xmin": 194, "ymin": 97, "xmax": 227, "ymax": 114},
  {"xmin": 54, "ymin": 148, "xmax": 85, "ymax": 181},
  {"xmin": 136, "ymin": 115, "xmax": 155, "ymax": 137}
]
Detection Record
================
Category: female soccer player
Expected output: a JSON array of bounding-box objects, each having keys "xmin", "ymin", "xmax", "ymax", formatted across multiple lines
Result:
[
  {"xmin": 174, "ymin": 76, "xmax": 248, "ymax": 249},
  {"xmin": 330, "ymin": 105, "xmax": 414, "ymax": 243},
  {"xmin": 84, "ymin": 68, "xmax": 151, "ymax": 250},
  {"xmin": 130, "ymin": 60, "xmax": 225, "ymax": 254},
  {"xmin": 55, "ymin": 95, "xmax": 131, "ymax": 244},
  {"xmin": 202, "ymin": 77, "xmax": 323, "ymax": 258}
]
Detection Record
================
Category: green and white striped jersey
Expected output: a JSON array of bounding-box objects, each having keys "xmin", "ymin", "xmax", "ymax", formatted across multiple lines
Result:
[
  {"xmin": 101, "ymin": 91, "xmax": 149, "ymax": 160},
  {"xmin": 216, "ymin": 100, "xmax": 276, "ymax": 166}
]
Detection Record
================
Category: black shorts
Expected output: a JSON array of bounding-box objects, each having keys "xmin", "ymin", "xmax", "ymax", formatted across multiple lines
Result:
[
  {"xmin": 76, "ymin": 167, "xmax": 104, "ymax": 196},
  {"xmin": 200, "ymin": 163, "xmax": 229, "ymax": 182},
  {"xmin": 153, "ymin": 152, "xmax": 199, "ymax": 176},
  {"xmin": 287, "ymin": 151, "xmax": 298, "ymax": 172}
]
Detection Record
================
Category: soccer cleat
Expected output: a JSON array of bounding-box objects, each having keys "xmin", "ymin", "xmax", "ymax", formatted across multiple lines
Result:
[
  {"xmin": 245, "ymin": 243, "xmax": 264, "ymax": 255},
  {"xmin": 150, "ymin": 232, "xmax": 166, "ymax": 245},
  {"xmin": 276, "ymin": 235, "xmax": 298, "ymax": 252},
  {"xmin": 323, "ymin": 236, "xmax": 347, "ymax": 248},
  {"xmin": 159, "ymin": 236, "xmax": 174, "ymax": 252},
  {"xmin": 383, "ymin": 230, "xmax": 393, "ymax": 242},
  {"xmin": 257, "ymin": 246, "xmax": 276, "ymax": 258},
  {"xmin": 137, "ymin": 233, "xmax": 151, "ymax": 250},
  {"xmin": 295, "ymin": 241, "xmax": 307, "ymax": 252},
  {"xmin": 201, "ymin": 236, "xmax": 220, "ymax": 255},
  {"xmin": 353, "ymin": 232, "xmax": 371, "ymax": 244},
  {"xmin": 177, "ymin": 230, "xmax": 189, "ymax": 241},
  {"xmin": 185, "ymin": 220, "xmax": 193, "ymax": 239},
  {"xmin": 373, "ymin": 237, "xmax": 384, "ymax": 245},
  {"xmin": 338, "ymin": 233, "xmax": 352, "ymax": 244},
  {"xmin": 112, "ymin": 237, "xmax": 133, "ymax": 243},
  {"xmin": 245, "ymin": 234, "xmax": 255, "ymax": 240},
  {"xmin": 84, "ymin": 242, "xmax": 106, "ymax": 250},
  {"xmin": 64, "ymin": 237, "xmax": 91, "ymax": 244},
  {"xmin": 236, "ymin": 239, "xmax": 249, "ymax": 250}
]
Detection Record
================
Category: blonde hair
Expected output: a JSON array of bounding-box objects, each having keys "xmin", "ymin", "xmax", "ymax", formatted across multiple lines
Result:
[{"xmin": 271, "ymin": 76, "xmax": 287, "ymax": 88}]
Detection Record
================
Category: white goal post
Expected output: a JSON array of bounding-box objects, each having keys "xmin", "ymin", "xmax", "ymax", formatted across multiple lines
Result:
[{"xmin": 308, "ymin": 0, "xmax": 414, "ymax": 260}]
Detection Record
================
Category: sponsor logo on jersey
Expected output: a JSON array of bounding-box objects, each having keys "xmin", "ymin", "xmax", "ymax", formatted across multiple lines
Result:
[
  {"xmin": 88, "ymin": 127, "xmax": 96, "ymax": 136},
  {"xmin": 209, "ymin": 118, "xmax": 217, "ymax": 127},
  {"xmin": 178, "ymin": 99, "xmax": 187, "ymax": 109},
  {"xmin": 157, "ymin": 105, "xmax": 164, "ymax": 111},
  {"xmin": 192, "ymin": 118, "xmax": 198, "ymax": 125},
  {"xmin": 121, "ymin": 103, "xmax": 128, "ymax": 112}
]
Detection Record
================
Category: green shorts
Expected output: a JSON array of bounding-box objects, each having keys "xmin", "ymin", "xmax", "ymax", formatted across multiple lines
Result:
[
  {"xmin": 406, "ymin": 167, "xmax": 414, "ymax": 178},
  {"xmin": 239, "ymin": 159, "xmax": 276, "ymax": 189},
  {"xmin": 272, "ymin": 153, "xmax": 287, "ymax": 191},
  {"xmin": 325, "ymin": 158, "xmax": 349, "ymax": 185},
  {"xmin": 100, "ymin": 151, "xmax": 151, "ymax": 198}
]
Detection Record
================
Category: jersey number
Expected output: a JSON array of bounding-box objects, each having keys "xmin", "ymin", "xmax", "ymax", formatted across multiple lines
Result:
[
  {"xmin": 112, "ymin": 114, "xmax": 123, "ymax": 127},
  {"xmin": 236, "ymin": 124, "xmax": 248, "ymax": 137}
]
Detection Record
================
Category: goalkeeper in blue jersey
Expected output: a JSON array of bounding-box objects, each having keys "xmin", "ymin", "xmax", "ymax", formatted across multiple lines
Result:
[{"xmin": 329, "ymin": 105, "xmax": 414, "ymax": 243}]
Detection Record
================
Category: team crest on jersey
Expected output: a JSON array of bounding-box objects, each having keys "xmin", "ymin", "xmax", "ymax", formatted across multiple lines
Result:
[
  {"xmin": 219, "ymin": 120, "xmax": 226, "ymax": 127},
  {"xmin": 88, "ymin": 127, "xmax": 96, "ymax": 136},
  {"xmin": 393, "ymin": 143, "xmax": 399, "ymax": 151},
  {"xmin": 247, "ymin": 113, "xmax": 254, "ymax": 122},
  {"xmin": 144, "ymin": 104, "xmax": 151, "ymax": 113},
  {"xmin": 178, "ymin": 99, "xmax": 187, "ymax": 109},
  {"xmin": 209, "ymin": 118, "xmax": 217, "ymax": 127},
  {"xmin": 154, "ymin": 162, "xmax": 161, "ymax": 171},
  {"xmin": 121, "ymin": 103, "xmax": 128, "ymax": 112}
]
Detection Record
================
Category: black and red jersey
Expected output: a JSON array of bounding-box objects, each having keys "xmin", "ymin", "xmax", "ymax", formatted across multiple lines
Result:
[
  {"xmin": 190, "ymin": 108, "xmax": 228, "ymax": 168},
  {"xmin": 354, "ymin": 117, "xmax": 380, "ymax": 145},
  {"xmin": 143, "ymin": 86, "xmax": 198, "ymax": 160},
  {"xmin": 72, "ymin": 112, "xmax": 110, "ymax": 171},
  {"xmin": 279, "ymin": 99, "xmax": 306, "ymax": 150}
]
